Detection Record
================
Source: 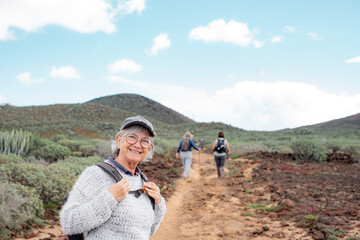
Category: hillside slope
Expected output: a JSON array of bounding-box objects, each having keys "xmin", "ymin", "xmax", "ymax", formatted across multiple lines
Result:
[
  {"xmin": 306, "ymin": 112, "xmax": 360, "ymax": 130},
  {"xmin": 87, "ymin": 94, "xmax": 193, "ymax": 124},
  {"xmin": 0, "ymin": 94, "xmax": 194, "ymax": 139},
  {"xmin": 0, "ymin": 103, "xmax": 134, "ymax": 138}
]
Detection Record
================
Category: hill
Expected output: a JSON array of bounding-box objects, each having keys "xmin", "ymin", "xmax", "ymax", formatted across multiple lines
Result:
[
  {"xmin": 1, "ymin": 94, "xmax": 360, "ymax": 155},
  {"xmin": 87, "ymin": 94, "xmax": 193, "ymax": 125},
  {"xmin": 0, "ymin": 94, "xmax": 194, "ymax": 139},
  {"xmin": 305, "ymin": 112, "xmax": 360, "ymax": 130}
]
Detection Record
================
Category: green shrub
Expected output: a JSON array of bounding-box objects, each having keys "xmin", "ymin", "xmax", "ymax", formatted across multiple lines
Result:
[
  {"xmin": 50, "ymin": 134, "xmax": 69, "ymax": 142},
  {"xmin": 304, "ymin": 215, "xmax": 318, "ymax": 222},
  {"xmin": 55, "ymin": 156, "xmax": 103, "ymax": 176},
  {"xmin": 290, "ymin": 139, "xmax": 327, "ymax": 162},
  {"xmin": 343, "ymin": 145, "xmax": 360, "ymax": 161},
  {"xmin": 326, "ymin": 140, "xmax": 342, "ymax": 153},
  {"xmin": 0, "ymin": 181, "xmax": 32, "ymax": 233},
  {"xmin": 93, "ymin": 139, "xmax": 111, "ymax": 158},
  {"xmin": 44, "ymin": 164, "xmax": 77, "ymax": 204},
  {"xmin": 30, "ymin": 137, "xmax": 71, "ymax": 162},
  {"xmin": 79, "ymin": 144, "xmax": 95, "ymax": 157},
  {"xmin": 71, "ymin": 151, "xmax": 83, "ymax": 157},
  {"xmin": 57, "ymin": 139, "xmax": 83, "ymax": 151},
  {"xmin": 0, "ymin": 162, "xmax": 76, "ymax": 205},
  {"xmin": 10, "ymin": 182, "xmax": 45, "ymax": 217},
  {"xmin": 0, "ymin": 153, "xmax": 23, "ymax": 164}
]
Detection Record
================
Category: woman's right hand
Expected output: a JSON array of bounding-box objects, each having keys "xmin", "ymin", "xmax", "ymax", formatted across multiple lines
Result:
[{"xmin": 108, "ymin": 178, "xmax": 130, "ymax": 202}]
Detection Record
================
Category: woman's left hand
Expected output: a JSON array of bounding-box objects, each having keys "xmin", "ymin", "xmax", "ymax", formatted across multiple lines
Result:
[{"xmin": 144, "ymin": 182, "xmax": 162, "ymax": 205}]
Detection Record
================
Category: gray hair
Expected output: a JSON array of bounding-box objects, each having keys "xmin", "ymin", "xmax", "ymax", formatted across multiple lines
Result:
[
  {"xmin": 183, "ymin": 131, "xmax": 193, "ymax": 140},
  {"xmin": 111, "ymin": 125, "xmax": 154, "ymax": 161}
]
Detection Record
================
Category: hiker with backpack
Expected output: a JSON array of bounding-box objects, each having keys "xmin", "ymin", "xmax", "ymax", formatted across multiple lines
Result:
[
  {"xmin": 176, "ymin": 131, "xmax": 199, "ymax": 179},
  {"xmin": 212, "ymin": 131, "xmax": 230, "ymax": 178},
  {"xmin": 200, "ymin": 139, "xmax": 205, "ymax": 150},
  {"xmin": 60, "ymin": 116, "xmax": 166, "ymax": 240}
]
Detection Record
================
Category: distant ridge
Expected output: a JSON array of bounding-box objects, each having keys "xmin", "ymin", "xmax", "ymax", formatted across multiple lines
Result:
[
  {"xmin": 0, "ymin": 93, "xmax": 359, "ymax": 140},
  {"xmin": 0, "ymin": 93, "xmax": 194, "ymax": 138},
  {"xmin": 301, "ymin": 112, "xmax": 360, "ymax": 130},
  {"xmin": 87, "ymin": 94, "xmax": 193, "ymax": 124}
]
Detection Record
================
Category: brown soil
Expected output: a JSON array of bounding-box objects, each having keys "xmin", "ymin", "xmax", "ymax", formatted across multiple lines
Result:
[{"xmin": 15, "ymin": 151, "xmax": 360, "ymax": 240}]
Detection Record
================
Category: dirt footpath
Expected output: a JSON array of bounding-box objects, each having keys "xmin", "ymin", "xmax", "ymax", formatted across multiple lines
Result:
[{"xmin": 151, "ymin": 152, "xmax": 311, "ymax": 240}]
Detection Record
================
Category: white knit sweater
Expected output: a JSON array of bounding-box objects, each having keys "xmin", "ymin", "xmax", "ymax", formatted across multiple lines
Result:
[{"xmin": 60, "ymin": 163, "xmax": 166, "ymax": 240}]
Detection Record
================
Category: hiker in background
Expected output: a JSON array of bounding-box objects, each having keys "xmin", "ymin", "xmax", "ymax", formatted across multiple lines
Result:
[
  {"xmin": 200, "ymin": 138, "xmax": 205, "ymax": 151},
  {"xmin": 176, "ymin": 131, "xmax": 199, "ymax": 179},
  {"xmin": 60, "ymin": 116, "xmax": 166, "ymax": 240},
  {"xmin": 212, "ymin": 131, "xmax": 230, "ymax": 178}
]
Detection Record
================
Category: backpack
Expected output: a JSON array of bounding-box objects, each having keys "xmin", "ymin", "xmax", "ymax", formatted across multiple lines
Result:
[
  {"xmin": 62, "ymin": 161, "xmax": 155, "ymax": 240},
  {"xmin": 214, "ymin": 138, "xmax": 226, "ymax": 153},
  {"xmin": 180, "ymin": 139, "xmax": 190, "ymax": 151}
]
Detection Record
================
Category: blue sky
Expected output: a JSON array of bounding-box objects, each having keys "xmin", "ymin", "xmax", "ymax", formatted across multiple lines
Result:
[{"xmin": 1, "ymin": 0, "xmax": 359, "ymax": 131}]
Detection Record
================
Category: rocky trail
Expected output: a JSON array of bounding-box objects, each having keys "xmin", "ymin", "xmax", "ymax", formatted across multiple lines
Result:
[
  {"xmin": 16, "ymin": 151, "xmax": 360, "ymax": 240},
  {"xmin": 151, "ymin": 152, "xmax": 311, "ymax": 240}
]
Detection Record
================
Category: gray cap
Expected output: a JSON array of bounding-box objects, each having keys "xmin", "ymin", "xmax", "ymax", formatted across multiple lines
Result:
[{"xmin": 120, "ymin": 116, "xmax": 156, "ymax": 137}]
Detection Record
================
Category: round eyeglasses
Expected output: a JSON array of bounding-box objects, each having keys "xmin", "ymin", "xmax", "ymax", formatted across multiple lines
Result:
[{"xmin": 125, "ymin": 133, "xmax": 152, "ymax": 149}]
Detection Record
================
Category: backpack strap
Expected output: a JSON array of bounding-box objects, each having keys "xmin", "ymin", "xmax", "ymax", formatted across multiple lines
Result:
[
  {"xmin": 138, "ymin": 170, "xmax": 155, "ymax": 210},
  {"xmin": 96, "ymin": 162, "xmax": 123, "ymax": 182},
  {"xmin": 96, "ymin": 162, "xmax": 155, "ymax": 210}
]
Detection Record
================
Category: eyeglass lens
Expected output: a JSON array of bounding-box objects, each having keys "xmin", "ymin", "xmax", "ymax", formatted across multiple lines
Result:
[{"xmin": 126, "ymin": 134, "xmax": 151, "ymax": 148}]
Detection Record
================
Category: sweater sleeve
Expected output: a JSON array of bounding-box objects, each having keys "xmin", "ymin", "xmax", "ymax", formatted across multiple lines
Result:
[
  {"xmin": 190, "ymin": 140, "xmax": 199, "ymax": 151},
  {"xmin": 150, "ymin": 196, "xmax": 167, "ymax": 236},
  {"xmin": 60, "ymin": 166, "xmax": 118, "ymax": 235},
  {"xmin": 177, "ymin": 140, "xmax": 182, "ymax": 153}
]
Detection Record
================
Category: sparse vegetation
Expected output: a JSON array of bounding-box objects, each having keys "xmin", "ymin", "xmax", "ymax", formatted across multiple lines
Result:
[
  {"xmin": 291, "ymin": 139, "xmax": 327, "ymax": 162},
  {"xmin": 304, "ymin": 215, "xmax": 319, "ymax": 222}
]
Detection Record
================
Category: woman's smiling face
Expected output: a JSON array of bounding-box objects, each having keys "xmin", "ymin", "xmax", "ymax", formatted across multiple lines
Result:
[{"xmin": 116, "ymin": 130, "xmax": 151, "ymax": 164}]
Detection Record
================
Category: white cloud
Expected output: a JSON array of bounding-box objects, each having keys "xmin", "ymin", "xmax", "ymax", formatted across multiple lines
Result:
[
  {"xmin": 108, "ymin": 59, "xmax": 142, "ymax": 74},
  {"xmin": 147, "ymin": 33, "xmax": 171, "ymax": 56},
  {"xmin": 0, "ymin": 0, "xmax": 145, "ymax": 41},
  {"xmin": 118, "ymin": 0, "xmax": 145, "ymax": 14},
  {"xmin": 271, "ymin": 36, "xmax": 283, "ymax": 43},
  {"xmin": 253, "ymin": 39, "xmax": 264, "ymax": 48},
  {"xmin": 0, "ymin": 94, "xmax": 7, "ymax": 104},
  {"xmin": 283, "ymin": 26, "xmax": 298, "ymax": 33},
  {"xmin": 307, "ymin": 32, "xmax": 324, "ymax": 41},
  {"xmin": 49, "ymin": 66, "xmax": 81, "ymax": 80},
  {"xmin": 108, "ymin": 79, "xmax": 360, "ymax": 131},
  {"xmin": 345, "ymin": 56, "xmax": 360, "ymax": 63},
  {"xmin": 189, "ymin": 19, "xmax": 253, "ymax": 46},
  {"xmin": 16, "ymin": 72, "xmax": 46, "ymax": 85},
  {"xmin": 107, "ymin": 75, "xmax": 150, "ymax": 86}
]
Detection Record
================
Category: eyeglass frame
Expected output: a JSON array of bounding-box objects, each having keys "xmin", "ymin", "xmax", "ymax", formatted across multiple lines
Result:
[{"xmin": 124, "ymin": 133, "xmax": 153, "ymax": 149}]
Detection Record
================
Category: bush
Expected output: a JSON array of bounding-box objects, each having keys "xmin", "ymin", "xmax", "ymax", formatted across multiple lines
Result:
[
  {"xmin": 0, "ymin": 153, "xmax": 23, "ymax": 164},
  {"xmin": 0, "ymin": 162, "xmax": 76, "ymax": 205},
  {"xmin": 343, "ymin": 145, "xmax": 360, "ymax": 161},
  {"xmin": 57, "ymin": 139, "xmax": 83, "ymax": 151},
  {"xmin": 10, "ymin": 182, "xmax": 45, "ymax": 217},
  {"xmin": 71, "ymin": 151, "xmax": 83, "ymax": 157},
  {"xmin": 93, "ymin": 139, "xmax": 111, "ymax": 158},
  {"xmin": 0, "ymin": 181, "xmax": 32, "ymax": 233},
  {"xmin": 30, "ymin": 137, "xmax": 71, "ymax": 162},
  {"xmin": 78, "ymin": 144, "xmax": 95, "ymax": 157},
  {"xmin": 55, "ymin": 156, "xmax": 103, "ymax": 176},
  {"xmin": 326, "ymin": 140, "xmax": 342, "ymax": 153},
  {"xmin": 290, "ymin": 139, "xmax": 327, "ymax": 162}
]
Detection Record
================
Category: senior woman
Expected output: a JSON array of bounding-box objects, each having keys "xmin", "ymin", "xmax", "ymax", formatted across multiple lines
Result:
[{"xmin": 60, "ymin": 116, "xmax": 166, "ymax": 240}]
